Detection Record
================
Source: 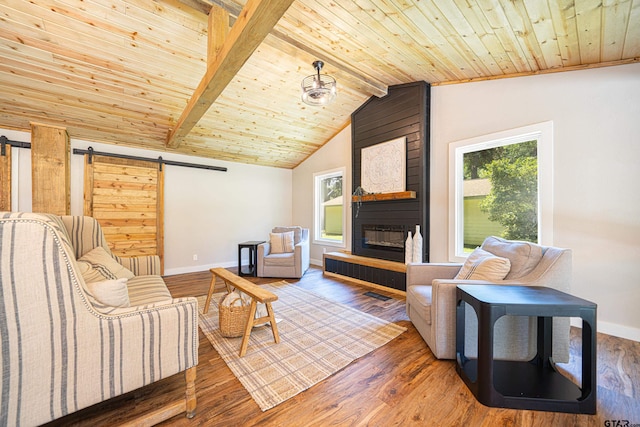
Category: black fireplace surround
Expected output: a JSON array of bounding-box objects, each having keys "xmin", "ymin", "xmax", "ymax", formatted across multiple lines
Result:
[{"xmin": 351, "ymin": 81, "xmax": 430, "ymax": 263}]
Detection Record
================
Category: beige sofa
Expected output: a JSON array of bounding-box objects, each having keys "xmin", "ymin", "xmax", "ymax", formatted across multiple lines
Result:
[
  {"xmin": 406, "ymin": 236, "xmax": 572, "ymax": 362},
  {"xmin": 0, "ymin": 213, "xmax": 198, "ymax": 426}
]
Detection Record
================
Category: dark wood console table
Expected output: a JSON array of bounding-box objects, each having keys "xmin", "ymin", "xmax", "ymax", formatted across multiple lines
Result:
[{"xmin": 456, "ymin": 284, "xmax": 597, "ymax": 414}]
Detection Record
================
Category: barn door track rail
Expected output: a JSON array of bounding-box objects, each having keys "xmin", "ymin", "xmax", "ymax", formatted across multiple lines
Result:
[
  {"xmin": 0, "ymin": 136, "xmax": 31, "ymax": 155},
  {"xmin": 2, "ymin": 136, "xmax": 227, "ymax": 172},
  {"xmin": 74, "ymin": 147, "xmax": 227, "ymax": 172}
]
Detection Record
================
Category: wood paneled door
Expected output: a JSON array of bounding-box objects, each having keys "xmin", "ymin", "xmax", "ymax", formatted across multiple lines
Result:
[{"xmin": 83, "ymin": 154, "xmax": 164, "ymax": 273}]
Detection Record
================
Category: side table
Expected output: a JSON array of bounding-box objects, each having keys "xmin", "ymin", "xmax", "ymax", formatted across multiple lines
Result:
[
  {"xmin": 456, "ymin": 284, "xmax": 597, "ymax": 414},
  {"xmin": 238, "ymin": 241, "xmax": 264, "ymax": 277}
]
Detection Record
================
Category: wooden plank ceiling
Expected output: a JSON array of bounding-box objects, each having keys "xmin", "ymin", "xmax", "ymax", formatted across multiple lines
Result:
[{"xmin": 1, "ymin": 0, "xmax": 639, "ymax": 169}]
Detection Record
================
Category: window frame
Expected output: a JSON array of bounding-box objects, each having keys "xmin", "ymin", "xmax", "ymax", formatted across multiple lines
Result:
[
  {"xmin": 448, "ymin": 121, "xmax": 554, "ymax": 262},
  {"xmin": 313, "ymin": 167, "xmax": 346, "ymax": 248}
]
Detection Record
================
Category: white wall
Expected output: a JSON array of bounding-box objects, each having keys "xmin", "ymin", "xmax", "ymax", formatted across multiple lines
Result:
[
  {"xmin": 2, "ymin": 132, "xmax": 293, "ymax": 276},
  {"xmin": 294, "ymin": 63, "xmax": 640, "ymax": 341},
  {"xmin": 160, "ymin": 155, "xmax": 291, "ymax": 274},
  {"xmin": 431, "ymin": 63, "xmax": 640, "ymax": 341},
  {"xmin": 292, "ymin": 125, "xmax": 352, "ymax": 265}
]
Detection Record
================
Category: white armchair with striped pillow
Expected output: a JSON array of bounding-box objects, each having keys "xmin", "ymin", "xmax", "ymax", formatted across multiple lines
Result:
[
  {"xmin": 0, "ymin": 212, "xmax": 198, "ymax": 426},
  {"xmin": 257, "ymin": 226, "xmax": 310, "ymax": 278},
  {"xmin": 406, "ymin": 236, "xmax": 572, "ymax": 361}
]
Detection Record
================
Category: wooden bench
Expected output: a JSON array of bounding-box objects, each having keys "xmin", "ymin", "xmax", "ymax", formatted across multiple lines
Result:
[{"xmin": 204, "ymin": 267, "xmax": 280, "ymax": 357}]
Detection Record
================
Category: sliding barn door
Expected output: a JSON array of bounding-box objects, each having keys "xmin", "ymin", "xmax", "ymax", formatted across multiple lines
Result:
[
  {"xmin": 84, "ymin": 155, "xmax": 164, "ymax": 273},
  {"xmin": 0, "ymin": 145, "xmax": 10, "ymax": 211}
]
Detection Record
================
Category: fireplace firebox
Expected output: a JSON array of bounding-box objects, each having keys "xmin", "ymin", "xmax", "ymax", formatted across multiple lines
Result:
[{"xmin": 362, "ymin": 225, "xmax": 405, "ymax": 253}]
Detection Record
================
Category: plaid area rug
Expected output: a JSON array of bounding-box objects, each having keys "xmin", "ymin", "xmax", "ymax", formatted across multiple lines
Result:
[{"xmin": 197, "ymin": 281, "xmax": 406, "ymax": 411}]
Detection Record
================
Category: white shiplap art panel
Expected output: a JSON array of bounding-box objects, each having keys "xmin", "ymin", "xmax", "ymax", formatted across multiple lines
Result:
[{"xmin": 361, "ymin": 137, "xmax": 406, "ymax": 194}]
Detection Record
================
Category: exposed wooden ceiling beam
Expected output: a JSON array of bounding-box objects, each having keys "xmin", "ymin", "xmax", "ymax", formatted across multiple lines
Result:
[
  {"xmin": 174, "ymin": 0, "xmax": 214, "ymax": 15},
  {"xmin": 208, "ymin": 5, "xmax": 229, "ymax": 63},
  {"xmin": 174, "ymin": 0, "xmax": 243, "ymax": 16},
  {"xmin": 208, "ymin": 0, "xmax": 243, "ymax": 16},
  {"xmin": 166, "ymin": 0, "xmax": 295, "ymax": 148}
]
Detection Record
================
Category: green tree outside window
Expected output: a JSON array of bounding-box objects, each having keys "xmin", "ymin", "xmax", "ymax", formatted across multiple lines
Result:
[{"xmin": 463, "ymin": 140, "xmax": 538, "ymax": 243}]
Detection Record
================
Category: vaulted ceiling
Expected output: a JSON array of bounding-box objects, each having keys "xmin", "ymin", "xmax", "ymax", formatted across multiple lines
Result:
[{"xmin": 1, "ymin": 0, "xmax": 639, "ymax": 168}]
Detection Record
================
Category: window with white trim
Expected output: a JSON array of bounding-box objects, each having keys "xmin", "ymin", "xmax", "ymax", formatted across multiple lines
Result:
[
  {"xmin": 313, "ymin": 167, "xmax": 346, "ymax": 247},
  {"xmin": 449, "ymin": 122, "xmax": 553, "ymax": 261}
]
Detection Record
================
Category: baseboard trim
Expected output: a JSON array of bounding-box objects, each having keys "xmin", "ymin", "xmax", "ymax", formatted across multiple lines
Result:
[
  {"xmin": 570, "ymin": 318, "xmax": 640, "ymax": 342},
  {"xmin": 164, "ymin": 261, "xmax": 235, "ymax": 276}
]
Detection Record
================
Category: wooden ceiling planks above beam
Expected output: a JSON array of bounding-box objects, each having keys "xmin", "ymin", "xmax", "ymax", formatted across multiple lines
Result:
[
  {"xmin": 266, "ymin": 29, "xmax": 388, "ymax": 98},
  {"xmin": 192, "ymin": 1, "xmax": 387, "ymax": 99},
  {"xmin": 176, "ymin": 0, "xmax": 389, "ymax": 104},
  {"xmin": 2, "ymin": 0, "xmax": 639, "ymax": 169},
  {"xmin": 166, "ymin": 0, "xmax": 296, "ymax": 149}
]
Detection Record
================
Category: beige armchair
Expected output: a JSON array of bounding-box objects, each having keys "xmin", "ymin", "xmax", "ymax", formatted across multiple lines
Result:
[
  {"xmin": 0, "ymin": 213, "xmax": 198, "ymax": 426},
  {"xmin": 257, "ymin": 226, "xmax": 310, "ymax": 278},
  {"xmin": 406, "ymin": 236, "xmax": 572, "ymax": 362}
]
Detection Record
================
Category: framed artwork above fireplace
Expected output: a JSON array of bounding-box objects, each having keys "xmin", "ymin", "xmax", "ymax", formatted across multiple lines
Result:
[{"xmin": 361, "ymin": 136, "xmax": 406, "ymax": 194}]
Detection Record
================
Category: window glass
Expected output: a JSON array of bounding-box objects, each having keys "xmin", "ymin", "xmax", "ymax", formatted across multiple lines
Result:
[
  {"xmin": 449, "ymin": 122, "xmax": 553, "ymax": 260},
  {"xmin": 313, "ymin": 168, "xmax": 345, "ymax": 246},
  {"xmin": 463, "ymin": 140, "xmax": 538, "ymax": 251}
]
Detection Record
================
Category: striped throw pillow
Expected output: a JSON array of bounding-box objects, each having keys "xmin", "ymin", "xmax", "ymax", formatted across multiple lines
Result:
[
  {"xmin": 78, "ymin": 246, "xmax": 135, "ymax": 282},
  {"xmin": 270, "ymin": 231, "xmax": 295, "ymax": 254},
  {"xmin": 455, "ymin": 247, "xmax": 511, "ymax": 281}
]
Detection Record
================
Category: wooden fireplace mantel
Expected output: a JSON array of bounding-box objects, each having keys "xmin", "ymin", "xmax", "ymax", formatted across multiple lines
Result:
[{"xmin": 351, "ymin": 191, "xmax": 416, "ymax": 203}]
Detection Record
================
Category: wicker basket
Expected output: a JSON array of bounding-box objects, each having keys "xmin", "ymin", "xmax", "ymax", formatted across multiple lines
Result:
[{"xmin": 219, "ymin": 292, "xmax": 251, "ymax": 338}]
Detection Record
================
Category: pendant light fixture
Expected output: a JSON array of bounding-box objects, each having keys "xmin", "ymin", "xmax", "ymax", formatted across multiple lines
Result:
[{"xmin": 301, "ymin": 60, "xmax": 337, "ymax": 106}]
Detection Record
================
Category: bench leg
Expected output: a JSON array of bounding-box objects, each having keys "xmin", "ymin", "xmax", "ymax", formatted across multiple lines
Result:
[
  {"xmin": 265, "ymin": 302, "xmax": 280, "ymax": 344},
  {"xmin": 203, "ymin": 274, "xmax": 218, "ymax": 314},
  {"xmin": 239, "ymin": 300, "xmax": 258, "ymax": 357},
  {"xmin": 223, "ymin": 278, "xmax": 234, "ymax": 294}
]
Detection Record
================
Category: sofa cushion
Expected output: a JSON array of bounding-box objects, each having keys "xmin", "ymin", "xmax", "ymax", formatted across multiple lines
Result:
[
  {"xmin": 273, "ymin": 226, "xmax": 302, "ymax": 244},
  {"xmin": 86, "ymin": 278, "xmax": 131, "ymax": 307},
  {"xmin": 455, "ymin": 247, "xmax": 511, "ymax": 281},
  {"xmin": 127, "ymin": 275, "xmax": 173, "ymax": 306},
  {"xmin": 407, "ymin": 285, "xmax": 433, "ymax": 324},
  {"xmin": 270, "ymin": 231, "xmax": 295, "ymax": 254},
  {"xmin": 481, "ymin": 236, "xmax": 543, "ymax": 279},
  {"xmin": 264, "ymin": 252, "xmax": 295, "ymax": 267},
  {"xmin": 78, "ymin": 246, "xmax": 135, "ymax": 281}
]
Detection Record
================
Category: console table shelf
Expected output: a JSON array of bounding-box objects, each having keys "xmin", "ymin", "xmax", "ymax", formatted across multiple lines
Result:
[{"xmin": 351, "ymin": 191, "xmax": 416, "ymax": 203}]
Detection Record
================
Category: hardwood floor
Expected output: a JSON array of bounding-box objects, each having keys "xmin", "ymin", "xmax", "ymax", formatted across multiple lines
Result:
[{"xmin": 47, "ymin": 266, "xmax": 640, "ymax": 426}]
